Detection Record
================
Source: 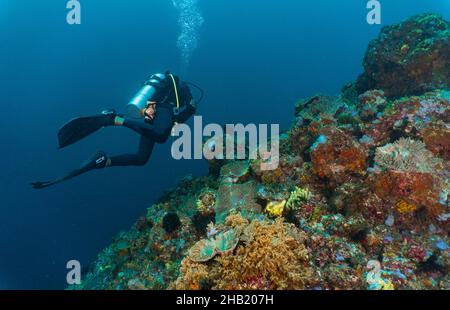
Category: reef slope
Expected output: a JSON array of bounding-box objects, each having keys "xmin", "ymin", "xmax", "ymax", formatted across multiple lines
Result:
[{"xmin": 74, "ymin": 14, "xmax": 449, "ymax": 290}]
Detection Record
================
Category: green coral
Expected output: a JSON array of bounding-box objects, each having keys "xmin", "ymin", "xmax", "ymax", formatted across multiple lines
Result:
[
  {"xmin": 188, "ymin": 239, "xmax": 217, "ymax": 263},
  {"xmin": 187, "ymin": 228, "xmax": 241, "ymax": 263},
  {"xmin": 286, "ymin": 187, "xmax": 312, "ymax": 210}
]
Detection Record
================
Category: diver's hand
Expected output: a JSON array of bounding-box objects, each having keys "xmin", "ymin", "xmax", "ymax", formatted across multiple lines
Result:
[{"xmin": 101, "ymin": 109, "xmax": 120, "ymax": 127}]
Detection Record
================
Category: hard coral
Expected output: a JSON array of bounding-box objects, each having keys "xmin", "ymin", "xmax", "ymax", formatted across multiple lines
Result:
[{"xmin": 187, "ymin": 228, "xmax": 241, "ymax": 263}]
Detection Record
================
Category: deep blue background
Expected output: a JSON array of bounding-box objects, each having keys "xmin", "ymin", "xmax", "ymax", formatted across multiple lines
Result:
[{"xmin": 0, "ymin": 0, "xmax": 448, "ymax": 289}]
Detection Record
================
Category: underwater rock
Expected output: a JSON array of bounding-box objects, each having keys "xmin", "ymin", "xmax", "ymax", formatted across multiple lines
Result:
[
  {"xmin": 358, "ymin": 89, "xmax": 387, "ymax": 121},
  {"xmin": 361, "ymin": 92, "xmax": 450, "ymax": 146},
  {"xmin": 191, "ymin": 210, "xmax": 215, "ymax": 235},
  {"xmin": 219, "ymin": 160, "xmax": 251, "ymax": 184},
  {"xmin": 419, "ymin": 122, "xmax": 450, "ymax": 160},
  {"xmin": 215, "ymin": 181, "xmax": 261, "ymax": 223},
  {"xmin": 135, "ymin": 215, "xmax": 153, "ymax": 232},
  {"xmin": 356, "ymin": 13, "xmax": 450, "ymax": 97}
]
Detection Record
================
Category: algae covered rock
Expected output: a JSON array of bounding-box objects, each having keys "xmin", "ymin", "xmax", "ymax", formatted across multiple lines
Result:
[{"xmin": 356, "ymin": 13, "xmax": 450, "ymax": 97}]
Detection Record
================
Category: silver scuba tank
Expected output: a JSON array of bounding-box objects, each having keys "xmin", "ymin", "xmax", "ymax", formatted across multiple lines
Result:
[{"xmin": 125, "ymin": 73, "xmax": 166, "ymax": 118}]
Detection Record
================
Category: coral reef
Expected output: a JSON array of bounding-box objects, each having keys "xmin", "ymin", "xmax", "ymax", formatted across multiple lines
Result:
[
  {"xmin": 356, "ymin": 13, "xmax": 450, "ymax": 97},
  {"xmin": 286, "ymin": 187, "xmax": 312, "ymax": 211},
  {"xmin": 265, "ymin": 200, "xmax": 286, "ymax": 217},
  {"xmin": 72, "ymin": 15, "xmax": 449, "ymax": 291},
  {"xmin": 374, "ymin": 137, "xmax": 443, "ymax": 173},
  {"xmin": 174, "ymin": 214, "xmax": 314, "ymax": 290},
  {"xmin": 310, "ymin": 126, "xmax": 368, "ymax": 185}
]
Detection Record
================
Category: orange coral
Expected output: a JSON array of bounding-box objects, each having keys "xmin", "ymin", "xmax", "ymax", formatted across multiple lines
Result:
[
  {"xmin": 395, "ymin": 200, "xmax": 417, "ymax": 214},
  {"xmin": 173, "ymin": 215, "xmax": 314, "ymax": 290}
]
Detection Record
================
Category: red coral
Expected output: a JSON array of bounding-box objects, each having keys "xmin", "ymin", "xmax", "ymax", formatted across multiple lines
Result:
[
  {"xmin": 373, "ymin": 171, "xmax": 441, "ymax": 217},
  {"xmin": 311, "ymin": 126, "xmax": 367, "ymax": 184},
  {"xmin": 420, "ymin": 123, "xmax": 450, "ymax": 160}
]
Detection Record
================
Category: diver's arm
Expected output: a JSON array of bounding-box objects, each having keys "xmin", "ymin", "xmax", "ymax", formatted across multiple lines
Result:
[{"xmin": 116, "ymin": 105, "xmax": 174, "ymax": 142}]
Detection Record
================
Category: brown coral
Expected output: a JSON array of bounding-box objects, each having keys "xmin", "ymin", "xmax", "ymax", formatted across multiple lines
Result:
[
  {"xmin": 173, "ymin": 215, "xmax": 315, "ymax": 290},
  {"xmin": 420, "ymin": 123, "xmax": 450, "ymax": 160}
]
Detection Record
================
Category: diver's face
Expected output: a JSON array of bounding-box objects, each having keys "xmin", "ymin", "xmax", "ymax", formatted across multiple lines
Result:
[{"xmin": 144, "ymin": 102, "xmax": 156, "ymax": 120}]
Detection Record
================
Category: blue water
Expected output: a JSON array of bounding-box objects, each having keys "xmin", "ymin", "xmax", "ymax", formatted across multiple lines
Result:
[{"xmin": 0, "ymin": 0, "xmax": 448, "ymax": 289}]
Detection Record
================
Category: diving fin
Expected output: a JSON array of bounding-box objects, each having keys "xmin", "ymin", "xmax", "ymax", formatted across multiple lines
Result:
[
  {"xmin": 31, "ymin": 151, "xmax": 109, "ymax": 189},
  {"xmin": 57, "ymin": 114, "xmax": 109, "ymax": 149}
]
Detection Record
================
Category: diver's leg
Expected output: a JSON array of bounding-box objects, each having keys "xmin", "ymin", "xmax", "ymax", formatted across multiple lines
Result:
[
  {"xmin": 31, "ymin": 137, "xmax": 155, "ymax": 189},
  {"xmin": 30, "ymin": 151, "xmax": 108, "ymax": 189},
  {"xmin": 108, "ymin": 136, "xmax": 155, "ymax": 167}
]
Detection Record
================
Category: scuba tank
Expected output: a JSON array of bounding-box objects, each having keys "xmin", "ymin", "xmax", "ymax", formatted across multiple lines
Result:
[{"xmin": 126, "ymin": 73, "xmax": 166, "ymax": 118}]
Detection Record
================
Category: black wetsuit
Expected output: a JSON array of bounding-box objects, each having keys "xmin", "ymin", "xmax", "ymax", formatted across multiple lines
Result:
[
  {"xmin": 109, "ymin": 82, "xmax": 195, "ymax": 167},
  {"xmin": 30, "ymin": 81, "xmax": 196, "ymax": 189}
]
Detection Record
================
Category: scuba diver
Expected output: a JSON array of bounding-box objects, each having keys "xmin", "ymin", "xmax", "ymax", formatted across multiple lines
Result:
[{"xmin": 31, "ymin": 72, "xmax": 202, "ymax": 189}]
